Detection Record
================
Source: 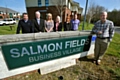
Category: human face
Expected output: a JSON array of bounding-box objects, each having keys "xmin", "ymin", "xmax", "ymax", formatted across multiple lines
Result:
[
  {"xmin": 48, "ymin": 15, "xmax": 51, "ymax": 20},
  {"xmin": 23, "ymin": 14, "xmax": 28, "ymax": 21},
  {"xmin": 56, "ymin": 17, "xmax": 59, "ymax": 22},
  {"xmin": 74, "ymin": 14, "xmax": 78, "ymax": 20},
  {"xmin": 66, "ymin": 18, "xmax": 70, "ymax": 22},
  {"xmin": 35, "ymin": 12, "xmax": 40, "ymax": 19},
  {"xmin": 100, "ymin": 12, "xmax": 107, "ymax": 22}
]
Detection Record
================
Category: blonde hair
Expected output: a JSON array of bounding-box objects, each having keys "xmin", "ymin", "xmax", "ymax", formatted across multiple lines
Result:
[{"xmin": 46, "ymin": 13, "xmax": 52, "ymax": 21}]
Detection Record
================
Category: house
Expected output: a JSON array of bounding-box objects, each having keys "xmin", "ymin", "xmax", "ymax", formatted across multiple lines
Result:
[
  {"xmin": 25, "ymin": 0, "xmax": 83, "ymax": 22},
  {"xmin": 0, "ymin": 7, "xmax": 20, "ymax": 20}
]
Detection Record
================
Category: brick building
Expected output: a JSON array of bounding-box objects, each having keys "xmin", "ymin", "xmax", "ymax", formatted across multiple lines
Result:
[
  {"xmin": 25, "ymin": 0, "xmax": 83, "ymax": 22},
  {"xmin": 0, "ymin": 7, "xmax": 20, "ymax": 20}
]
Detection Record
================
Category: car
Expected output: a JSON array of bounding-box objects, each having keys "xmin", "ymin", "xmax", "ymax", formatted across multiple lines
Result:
[
  {"xmin": 0, "ymin": 18, "xmax": 17, "ymax": 26},
  {"xmin": 0, "ymin": 20, "xmax": 6, "ymax": 25}
]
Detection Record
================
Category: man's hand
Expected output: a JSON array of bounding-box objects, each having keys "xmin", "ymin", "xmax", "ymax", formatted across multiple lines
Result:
[{"xmin": 98, "ymin": 31, "xmax": 102, "ymax": 34}]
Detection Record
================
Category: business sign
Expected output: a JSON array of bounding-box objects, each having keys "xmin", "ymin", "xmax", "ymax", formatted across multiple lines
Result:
[{"xmin": 1, "ymin": 35, "xmax": 92, "ymax": 70}]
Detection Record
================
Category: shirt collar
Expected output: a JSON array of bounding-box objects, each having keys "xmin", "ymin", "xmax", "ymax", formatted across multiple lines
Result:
[{"xmin": 37, "ymin": 18, "xmax": 40, "ymax": 21}]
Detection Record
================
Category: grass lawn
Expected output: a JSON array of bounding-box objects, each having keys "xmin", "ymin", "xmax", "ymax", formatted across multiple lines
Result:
[
  {"xmin": 0, "ymin": 25, "xmax": 17, "ymax": 35},
  {"xmin": 0, "ymin": 22, "xmax": 94, "ymax": 35},
  {"xmin": 1, "ymin": 23, "xmax": 120, "ymax": 80}
]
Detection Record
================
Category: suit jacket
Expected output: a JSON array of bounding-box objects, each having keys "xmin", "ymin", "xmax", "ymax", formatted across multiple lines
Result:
[
  {"xmin": 53, "ymin": 22, "xmax": 62, "ymax": 32},
  {"xmin": 16, "ymin": 19, "xmax": 34, "ymax": 34},
  {"xmin": 64, "ymin": 22, "xmax": 72, "ymax": 31},
  {"xmin": 32, "ymin": 18, "xmax": 45, "ymax": 33}
]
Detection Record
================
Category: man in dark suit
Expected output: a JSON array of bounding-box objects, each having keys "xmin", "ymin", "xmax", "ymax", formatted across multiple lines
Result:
[
  {"xmin": 32, "ymin": 11, "xmax": 45, "ymax": 33},
  {"xmin": 16, "ymin": 13, "xmax": 34, "ymax": 34}
]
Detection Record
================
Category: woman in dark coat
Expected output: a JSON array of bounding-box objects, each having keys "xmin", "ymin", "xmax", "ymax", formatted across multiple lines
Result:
[{"xmin": 64, "ymin": 17, "xmax": 72, "ymax": 31}]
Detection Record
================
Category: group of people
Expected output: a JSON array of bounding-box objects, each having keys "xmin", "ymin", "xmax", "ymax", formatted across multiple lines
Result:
[
  {"xmin": 16, "ymin": 11, "xmax": 80, "ymax": 34},
  {"xmin": 16, "ymin": 11, "xmax": 115, "ymax": 65}
]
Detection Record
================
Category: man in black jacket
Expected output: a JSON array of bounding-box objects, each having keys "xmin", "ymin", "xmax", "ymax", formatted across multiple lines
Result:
[
  {"xmin": 16, "ymin": 13, "xmax": 34, "ymax": 34},
  {"xmin": 32, "ymin": 11, "xmax": 45, "ymax": 33}
]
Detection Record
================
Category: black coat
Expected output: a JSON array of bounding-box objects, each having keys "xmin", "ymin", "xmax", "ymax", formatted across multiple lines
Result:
[
  {"xmin": 53, "ymin": 22, "xmax": 62, "ymax": 32},
  {"xmin": 32, "ymin": 18, "xmax": 45, "ymax": 33},
  {"xmin": 16, "ymin": 19, "xmax": 34, "ymax": 34},
  {"xmin": 64, "ymin": 22, "xmax": 72, "ymax": 31}
]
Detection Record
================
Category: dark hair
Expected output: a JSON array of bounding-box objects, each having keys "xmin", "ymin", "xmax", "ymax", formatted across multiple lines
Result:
[{"xmin": 22, "ymin": 13, "xmax": 28, "ymax": 17}]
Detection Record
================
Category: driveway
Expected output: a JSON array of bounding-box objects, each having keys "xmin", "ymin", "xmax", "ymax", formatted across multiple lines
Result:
[{"xmin": 115, "ymin": 26, "xmax": 120, "ymax": 34}]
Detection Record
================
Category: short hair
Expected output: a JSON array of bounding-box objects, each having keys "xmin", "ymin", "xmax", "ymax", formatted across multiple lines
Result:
[
  {"xmin": 56, "ymin": 16, "xmax": 61, "ymax": 22},
  {"xmin": 35, "ymin": 11, "xmax": 41, "ymax": 15},
  {"xmin": 22, "ymin": 13, "xmax": 28, "ymax": 17},
  {"xmin": 100, "ymin": 11, "xmax": 107, "ymax": 15}
]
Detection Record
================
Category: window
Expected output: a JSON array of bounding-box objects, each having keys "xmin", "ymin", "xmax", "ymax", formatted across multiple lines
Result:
[
  {"xmin": 45, "ymin": 0, "xmax": 49, "ymax": 6},
  {"xmin": 38, "ymin": 0, "xmax": 42, "ymax": 7}
]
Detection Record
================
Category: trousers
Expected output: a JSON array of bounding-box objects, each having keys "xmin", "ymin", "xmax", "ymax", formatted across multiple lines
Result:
[{"xmin": 94, "ymin": 38, "xmax": 110, "ymax": 60}]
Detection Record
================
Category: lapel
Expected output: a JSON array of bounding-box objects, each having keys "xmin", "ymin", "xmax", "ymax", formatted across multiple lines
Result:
[
  {"xmin": 40, "ymin": 19, "xmax": 42, "ymax": 26},
  {"xmin": 35, "ymin": 18, "xmax": 39, "ymax": 27}
]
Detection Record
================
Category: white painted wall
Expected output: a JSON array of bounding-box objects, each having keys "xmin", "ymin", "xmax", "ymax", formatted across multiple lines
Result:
[
  {"xmin": 25, "ymin": 0, "xmax": 38, "ymax": 7},
  {"xmin": 25, "ymin": 0, "xmax": 68, "ymax": 7},
  {"xmin": 49, "ymin": 0, "xmax": 66, "ymax": 6},
  {"xmin": 71, "ymin": 6, "xmax": 78, "ymax": 12},
  {"xmin": 68, "ymin": 2, "xmax": 71, "ymax": 9}
]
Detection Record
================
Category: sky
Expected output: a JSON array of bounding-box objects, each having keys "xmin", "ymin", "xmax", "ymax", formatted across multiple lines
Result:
[{"xmin": 0, "ymin": 0, "xmax": 120, "ymax": 14}]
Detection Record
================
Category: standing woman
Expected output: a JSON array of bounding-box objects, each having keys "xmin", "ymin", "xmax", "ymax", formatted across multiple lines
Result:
[
  {"xmin": 45, "ymin": 13, "xmax": 54, "ymax": 32},
  {"xmin": 53, "ymin": 16, "xmax": 62, "ymax": 32},
  {"xmin": 64, "ymin": 17, "xmax": 72, "ymax": 31}
]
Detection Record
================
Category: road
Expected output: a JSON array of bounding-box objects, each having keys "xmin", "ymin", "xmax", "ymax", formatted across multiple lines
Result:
[{"xmin": 115, "ymin": 26, "xmax": 120, "ymax": 33}]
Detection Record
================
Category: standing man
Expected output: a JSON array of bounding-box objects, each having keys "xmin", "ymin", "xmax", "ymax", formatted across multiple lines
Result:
[
  {"xmin": 16, "ymin": 13, "xmax": 34, "ymax": 34},
  {"xmin": 71, "ymin": 14, "xmax": 80, "ymax": 31},
  {"xmin": 32, "ymin": 11, "xmax": 45, "ymax": 33},
  {"xmin": 92, "ymin": 11, "xmax": 114, "ymax": 65}
]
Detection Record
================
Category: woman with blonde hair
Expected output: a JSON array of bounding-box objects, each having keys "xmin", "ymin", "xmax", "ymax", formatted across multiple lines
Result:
[
  {"xmin": 53, "ymin": 16, "xmax": 62, "ymax": 32},
  {"xmin": 45, "ymin": 13, "xmax": 54, "ymax": 32}
]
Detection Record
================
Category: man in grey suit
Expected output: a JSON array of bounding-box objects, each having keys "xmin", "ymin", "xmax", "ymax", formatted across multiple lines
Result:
[{"xmin": 32, "ymin": 11, "xmax": 45, "ymax": 33}]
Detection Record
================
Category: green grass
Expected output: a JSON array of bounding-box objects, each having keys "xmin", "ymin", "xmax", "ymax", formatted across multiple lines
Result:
[
  {"xmin": 0, "ymin": 22, "xmax": 94, "ymax": 35},
  {"xmin": 79, "ymin": 22, "xmax": 94, "ymax": 30},
  {"xmin": 0, "ymin": 25, "xmax": 17, "ymax": 35},
  {"xmin": 106, "ymin": 33, "xmax": 120, "ymax": 58}
]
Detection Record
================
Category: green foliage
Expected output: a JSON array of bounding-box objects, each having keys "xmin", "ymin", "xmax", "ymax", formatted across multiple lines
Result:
[
  {"xmin": 0, "ymin": 25, "xmax": 17, "ymax": 35},
  {"xmin": 79, "ymin": 22, "xmax": 94, "ymax": 30},
  {"xmin": 106, "ymin": 33, "xmax": 120, "ymax": 58}
]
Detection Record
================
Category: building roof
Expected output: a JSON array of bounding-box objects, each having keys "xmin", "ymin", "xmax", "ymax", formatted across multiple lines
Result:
[{"xmin": 0, "ymin": 7, "xmax": 19, "ymax": 13}]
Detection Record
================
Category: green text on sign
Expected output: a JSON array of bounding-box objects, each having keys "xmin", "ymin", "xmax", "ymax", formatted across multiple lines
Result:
[{"xmin": 1, "ymin": 35, "xmax": 92, "ymax": 70}]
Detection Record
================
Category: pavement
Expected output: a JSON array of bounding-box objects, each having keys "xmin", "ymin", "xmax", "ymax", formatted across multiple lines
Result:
[{"xmin": 115, "ymin": 26, "xmax": 120, "ymax": 33}]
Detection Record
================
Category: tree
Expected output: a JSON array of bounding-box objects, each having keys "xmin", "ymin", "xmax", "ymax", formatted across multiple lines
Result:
[
  {"xmin": 87, "ymin": 1, "xmax": 107, "ymax": 24},
  {"xmin": 51, "ymin": 0, "xmax": 66, "ymax": 22},
  {"xmin": 108, "ymin": 9, "xmax": 120, "ymax": 26},
  {"xmin": 87, "ymin": 2, "xmax": 96, "ymax": 24}
]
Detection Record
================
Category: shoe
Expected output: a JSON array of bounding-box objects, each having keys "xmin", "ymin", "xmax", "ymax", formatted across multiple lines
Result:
[
  {"xmin": 96, "ymin": 60, "xmax": 101, "ymax": 65},
  {"xmin": 93, "ymin": 60, "xmax": 101, "ymax": 65}
]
